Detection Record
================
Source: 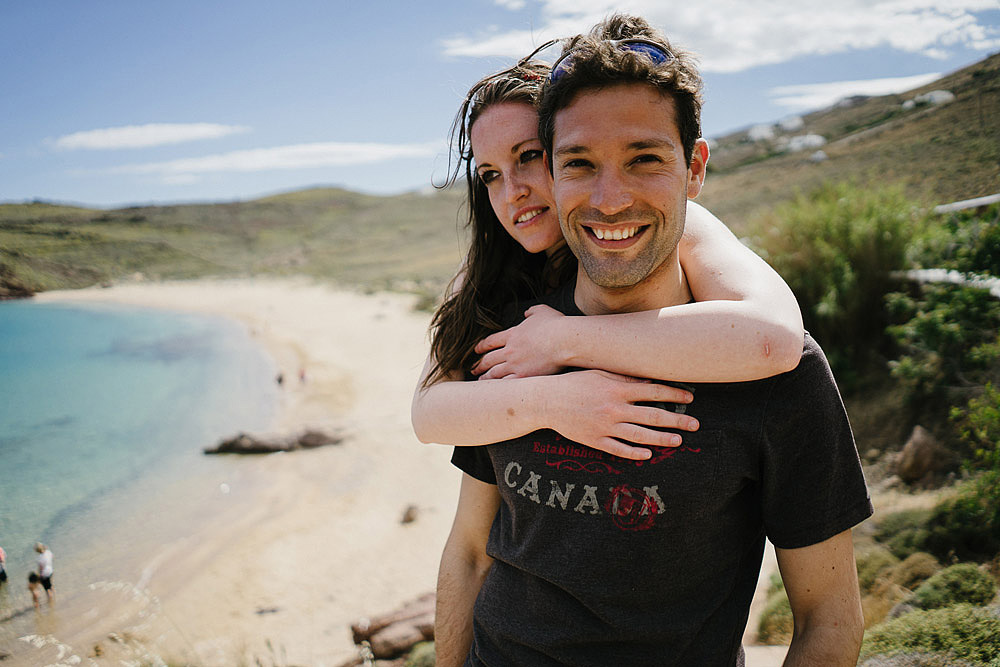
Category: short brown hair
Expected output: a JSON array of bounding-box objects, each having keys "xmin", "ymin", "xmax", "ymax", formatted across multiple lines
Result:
[{"xmin": 538, "ymin": 14, "xmax": 703, "ymax": 166}]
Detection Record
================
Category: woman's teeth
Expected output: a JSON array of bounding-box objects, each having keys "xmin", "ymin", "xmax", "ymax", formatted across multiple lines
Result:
[
  {"xmin": 516, "ymin": 209, "xmax": 544, "ymax": 224},
  {"xmin": 593, "ymin": 226, "xmax": 639, "ymax": 241}
]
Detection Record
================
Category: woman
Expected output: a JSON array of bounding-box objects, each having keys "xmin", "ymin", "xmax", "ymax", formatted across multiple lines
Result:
[{"xmin": 412, "ymin": 59, "xmax": 802, "ymax": 460}]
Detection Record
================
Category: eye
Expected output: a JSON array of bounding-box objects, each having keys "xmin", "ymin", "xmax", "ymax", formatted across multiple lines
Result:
[
  {"xmin": 632, "ymin": 154, "xmax": 662, "ymax": 165},
  {"xmin": 519, "ymin": 149, "xmax": 542, "ymax": 164},
  {"xmin": 478, "ymin": 169, "xmax": 500, "ymax": 185},
  {"xmin": 561, "ymin": 158, "xmax": 593, "ymax": 170}
]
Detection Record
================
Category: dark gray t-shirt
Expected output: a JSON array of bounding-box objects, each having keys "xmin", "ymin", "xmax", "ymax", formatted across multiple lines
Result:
[{"xmin": 452, "ymin": 282, "xmax": 873, "ymax": 666}]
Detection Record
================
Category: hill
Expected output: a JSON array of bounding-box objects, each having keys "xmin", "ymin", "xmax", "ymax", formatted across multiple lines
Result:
[
  {"xmin": 1, "ymin": 53, "xmax": 998, "ymax": 300},
  {"xmin": 0, "ymin": 186, "xmax": 466, "ymax": 301},
  {"xmin": 699, "ymin": 52, "xmax": 1000, "ymax": 232}
]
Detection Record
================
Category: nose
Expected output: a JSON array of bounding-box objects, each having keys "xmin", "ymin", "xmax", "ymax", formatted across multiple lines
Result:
[
  {"xmin": 504, "ymin": 172, "xmax": 530, "ymax": 204},
  {"xmin": 589, "ymin": 168, "xmax": 633, "ymax": 215}
]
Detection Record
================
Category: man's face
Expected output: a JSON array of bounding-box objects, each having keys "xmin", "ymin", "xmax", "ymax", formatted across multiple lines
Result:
[{"xmin": 551, "ymin": 83, "xmax": 707, "ymax": 289}]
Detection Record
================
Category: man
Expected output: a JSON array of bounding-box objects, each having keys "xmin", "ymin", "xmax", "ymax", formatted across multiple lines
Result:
[{"xmin": 437, "ymin": 15, "xmax": 872, "ymax": 666}]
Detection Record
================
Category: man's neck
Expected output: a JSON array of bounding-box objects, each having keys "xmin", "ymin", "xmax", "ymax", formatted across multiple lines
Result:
[{"xmin": 572, "ymin": 254, "xmax": 691, "ymax": 315}]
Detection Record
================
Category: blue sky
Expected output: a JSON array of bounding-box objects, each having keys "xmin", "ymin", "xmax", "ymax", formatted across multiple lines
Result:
[{"xmin": 2, "ymin": 0, "xmax": 998, "ymax": 208}]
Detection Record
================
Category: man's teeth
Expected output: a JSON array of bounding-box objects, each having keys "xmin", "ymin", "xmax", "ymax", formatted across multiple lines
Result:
[
  {"xmin": 593, "ymin": 226, "xmax": 639, "ymax": 241},
  {"xmin": 517, "ymin": 209, "xmax": 543, "ymax": 224}
]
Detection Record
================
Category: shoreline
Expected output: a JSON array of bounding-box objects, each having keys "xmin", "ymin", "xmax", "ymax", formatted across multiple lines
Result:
[{"xmin": 26, "ymin": 278, "xmax": 459, "ymax": 666}]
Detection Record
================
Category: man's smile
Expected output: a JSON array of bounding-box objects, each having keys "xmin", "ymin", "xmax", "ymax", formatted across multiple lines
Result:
[{"xmin": 587, "ymin": 225, "xmax": 644, "ymax": 241}]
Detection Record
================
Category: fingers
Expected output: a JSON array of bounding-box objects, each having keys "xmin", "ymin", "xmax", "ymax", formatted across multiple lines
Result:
[
  {"xmin": 472, "ymin": 349, "xmax": 504, "ymax": 376},
  {"xmin": 474, "ymin": 332, "xmax": 505, "ymax": 355},
  {"xmin": 478, "ymin": 364, "xmax": 516, "ymax": 380},
  {"xmin": 622, "ymin": 382, "xmax": 694, "ymax": 405},
  {"xmin": 624, "ymin": 405, "xmax": 699, "ymax": 433},
  {"xmin": 592, "ymin": 437, "xmax": 653, "ymax": 461},
  {"xmin": 591, "ymin": 370, "xmax": 649, "ymax": 383}
]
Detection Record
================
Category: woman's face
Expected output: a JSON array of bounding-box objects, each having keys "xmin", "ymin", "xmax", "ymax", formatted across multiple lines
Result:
[{"xmin": 470, "ymin": 102, "xmax": 564, "ymax": 255}]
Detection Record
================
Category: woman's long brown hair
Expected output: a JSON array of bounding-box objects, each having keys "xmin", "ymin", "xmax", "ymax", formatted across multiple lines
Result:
[{"xmin": 425, "ymin": 61, "xmax": 575, "ymax": 386}]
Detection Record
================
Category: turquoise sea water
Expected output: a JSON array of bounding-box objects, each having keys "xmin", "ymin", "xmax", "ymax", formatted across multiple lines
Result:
[{"xmin": 0, "ymin": 300, "xmax": 278, "ymax": 645}]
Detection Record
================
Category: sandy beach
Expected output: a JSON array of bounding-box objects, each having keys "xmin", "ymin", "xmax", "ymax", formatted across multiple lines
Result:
[
  {"xmin": 26, "ymin": 278, "xmax": 788, "ymax": 667},
  {"xmin": 29, "ymin": 279, "xmax": 457, "ymax": 666}
]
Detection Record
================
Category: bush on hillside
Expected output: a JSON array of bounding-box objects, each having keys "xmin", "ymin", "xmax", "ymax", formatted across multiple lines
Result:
[
  {"xmin": 890, "ymin": 552, "xmax": 942, "ymax": 591},
  {"xmin": 860, "ymin": 652, "xmax": 985, "ymax": 667},
  {"xmin": 874, "ymin": 508, "xmax": 933, "ymax": 560},
  {"xmin": 909, "ymin": 203, "xmax": 1000, "ymax": 277},
  {"xmin": 888, "ymin": 202, "xmax": 1000, "ymax": 445},
  {"xmin": 405, "ymin": 642, "xmax": 435, "ymax": 667},
  {"xmin": 911, "ymin": 563, "xmax": 997, "ymax": 609},
  {"xmin": 952, "ymin": 383, "xmax": 1000, "ymax": 471},
  {"xmin": 887, "ymin": 285, "xmax": 1000, "ymax": 410},
  {"xmin": 858, "ymin": 546, "xmax": 901, "ymax": 593},
  {"xmin": 924, "ymin": 471, "xmax": 1000, "ymax": 562},
  {"xmin": 860, "ymin": 604, "xmax": 1000, "ymax": 664},
  {"xmin": 748, "ymin": 181, "xmax": 925, "ymax": 385},
  {"xmin": 756, "ymin": 588, "xmax": 793, "ymax": 645}
]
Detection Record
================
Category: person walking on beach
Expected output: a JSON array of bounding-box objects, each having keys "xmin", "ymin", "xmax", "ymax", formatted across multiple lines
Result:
[
  {"xmin": 0, "ymin": 544, "xmax": 7, "ymax": 584},
  {"xmin": 436, "ymin": 14, "xmax": 871, "ymax": 666},
  {"xmin": 34, "ymin": 543, "xmax": 54, "ymax": 602}
]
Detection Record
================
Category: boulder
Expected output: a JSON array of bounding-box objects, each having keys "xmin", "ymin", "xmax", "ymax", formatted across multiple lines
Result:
[
  {"xmin": 204, "ymin": 433, "xmax": 294, "ymax": 455},
  {"xmin": 205, "ymin": 429, "xmax": 344, "ymax": 455},
  {"xmin": 297, "ymin": 429, "xmax": 343, "ymax": 449},
  {"xmin": 349, "ymin": 593, "xmax": 436, "ymax": 659},
  {"xmin": 896, "ymin": 426, "xmax": 956, "ymax": 484}
]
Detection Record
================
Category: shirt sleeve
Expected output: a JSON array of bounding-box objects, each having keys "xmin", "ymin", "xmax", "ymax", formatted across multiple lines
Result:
[
  {"xmin": 451, "ymin": 445, "xmax": 498, "ymax": 485},
  {"xmin": 759, "ymin": 336, "xmax": 873, "ymax": 549}
]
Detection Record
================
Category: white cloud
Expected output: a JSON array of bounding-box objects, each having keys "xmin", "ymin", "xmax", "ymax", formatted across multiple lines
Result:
[
  {"xmin": 102, "ymin": 141, "xmax": 440, "ymax": 180},
  {"xmin": 770, "ymin": 72, "xmax": 943, "ymax": 109},
  {"xmin": 53, "ymin": 123, "xmax": 250, "ymax": 150},
  {"xmin": 441, "ymin": 0, "xmax": 1000, "ymax": 72},
  {"xmin": 495, "ymin": 0, "xmax": 528, "ymax": 10}
]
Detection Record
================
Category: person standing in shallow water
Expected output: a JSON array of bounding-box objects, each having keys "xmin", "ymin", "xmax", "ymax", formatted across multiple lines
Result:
[
  {"xmin": 34, "ymin": 543, "xmax": 53, "ymax": 603},
  {"xmin": 0, "ymin": 544, "xmax": 7, "ymax": 584}
]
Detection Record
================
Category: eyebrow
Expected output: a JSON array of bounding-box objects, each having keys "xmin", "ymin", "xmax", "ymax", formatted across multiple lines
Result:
[
  {"xmin": 476, "ymin": 137, "xmax": 540, "ymax": 172},
  {"xmin": 555, "ymin": 137, "xmax": 678, "ymax": 158},
  {"xmin": 510, "ymin": 138, "xmax": 539, "ymax": 154},
  {"xmin": 628, "ymin": 138, "xmax": 676, "ymax": 151}
]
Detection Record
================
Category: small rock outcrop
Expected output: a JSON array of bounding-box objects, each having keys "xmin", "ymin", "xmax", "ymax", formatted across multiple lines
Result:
[
  {"xmin": 204, "ymin": 429, "xmax": 343, "ymax": 455},
  {"xmin": 340, "ymin": 593, "xmax": 436, "ymax": 665},
  {"xmin": 896, "ymin": 426, "xmax": 956, "ymax": 484}
]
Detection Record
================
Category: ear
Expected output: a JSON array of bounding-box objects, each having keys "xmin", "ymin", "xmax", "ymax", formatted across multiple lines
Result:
[{"xmin": 686, "ymin": 139, "xmax": 710, "ymax": 199}]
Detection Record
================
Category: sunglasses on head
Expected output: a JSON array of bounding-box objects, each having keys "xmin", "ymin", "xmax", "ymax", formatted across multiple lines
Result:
[{"xmin": 549, "ymin": 38, "xmax": 675, "ymax": 83}]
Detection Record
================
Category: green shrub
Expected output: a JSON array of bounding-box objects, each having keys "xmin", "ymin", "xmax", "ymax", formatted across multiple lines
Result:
[
  {"xmin": 909, "ymin": 203, "xmax": 1000, "ymax": 277},
  {"xmin": 912, "ymin": 563, "xmax": 997, "ymax": 610},
  {"xmin": 749, "ymin": 181, "xmax": 925, "ymax": 384},
  {"xmin": 887, "ymin": 285, "xmax": 1000, "ymax": 409},
  {"xmin": 887, "ymin": 202, "xmax": 1000, "ymax": 434},
  {"xmin": 858, "ymin": 546, "xmax": 901, "ymax": 593},
  {"xmin": 860, "ymin": 604, "xmax": 1000, "ymax": 663},
  {"xmin": 924, "ymin": 472, "xmax": 1000, "ymax": 562},
  {"xmin": 875, "ymin": 508, "xmax": 933, "ymax": 560},
  {"xmin": 860, "ymin": 652, "xmax": 985, "ymax": 666},
  {"xmin": 756, "ymin": 589, "xmax": 793, "ymax": 645},
  {"xmin": 890, "ymin": 552, "xmax": 941, "ymax": 591},
  {"xmin": 765, "ymin": 571, "xmax": 784, "ymax": 598},
  {"xmin": 405, "ymin": 641, "xmax": 435, "ymax": 667},
  {"xmin": 952, "ymin": 383, "xmax": 1000, "ymax": 471}
]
